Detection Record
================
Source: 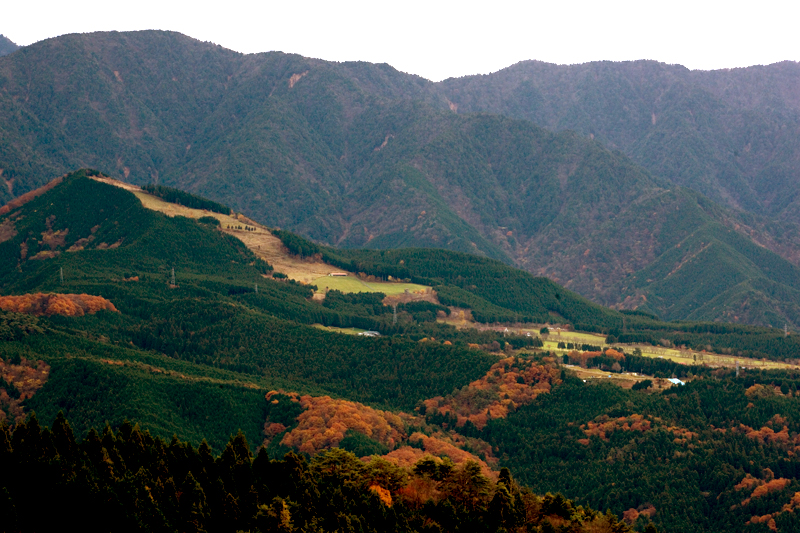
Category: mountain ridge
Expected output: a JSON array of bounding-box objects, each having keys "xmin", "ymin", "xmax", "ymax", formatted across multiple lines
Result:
[
  {"xmin": 439, "ymin": 59, "xmax": 800, "ymax": 221},
  {"xmin": 2, "ymin": 30, "xmax": 800, "ymax": 328}
]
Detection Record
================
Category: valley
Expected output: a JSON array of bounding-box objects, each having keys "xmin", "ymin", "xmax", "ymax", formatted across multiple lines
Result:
[{"xmin": 1, "ymin": 173, "xmax": 799, "ymax": 533}]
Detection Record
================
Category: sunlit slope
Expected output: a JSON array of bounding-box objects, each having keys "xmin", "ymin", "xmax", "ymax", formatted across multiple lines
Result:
[{"xmin": 94, "ymin": 175, "xmax": 432, "ymax": 297}]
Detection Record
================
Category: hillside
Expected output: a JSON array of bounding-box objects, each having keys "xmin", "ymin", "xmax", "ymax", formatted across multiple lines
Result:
[
  {"xmin": 534, "ymin": 186, "xmax": 800, "ymax": 325},
  {"xmin": 2, "ymin": 31, "xmax": 800, "ymax": 329},
  {"xmin": 3, "ymin": 172, "xmax": 800, "ymax": 532},
  {"xmin": 0, "ymin": 170, "xmax": 518, "ymax": 437},
  {"xmin": 2, "ymin": 416, "xmax": 639, "ymax": 533},
  {"xmin": 439, "ymin": 60, "xmax": 800, "ymax": 223}
]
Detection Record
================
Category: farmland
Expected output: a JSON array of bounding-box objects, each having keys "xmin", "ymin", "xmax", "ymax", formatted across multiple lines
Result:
[{"xmin": 442, "ymin": 318, "xmax": 800, "ymax": 372}]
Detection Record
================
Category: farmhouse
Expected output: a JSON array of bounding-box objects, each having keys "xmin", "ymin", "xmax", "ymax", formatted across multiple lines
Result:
[
  {"xmin": 328, "ymin": 272, "xmax": 348, "ymax": 277},
  {"xmin": 358, "ymin": 331, "xmax": 381, "ymax": 337}
]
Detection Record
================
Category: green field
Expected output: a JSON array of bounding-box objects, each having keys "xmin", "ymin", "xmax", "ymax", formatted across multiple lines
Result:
[
  {"xmin": 539, "ymin": 335, "xmax": 798, "ymax": 370},
  {"xmin": 543, "ymin": 330, "xmax": 607, "ymax": 344},
  {"xmin": 480, "ymin": 324, "xmax": 799, "ymax": 371},
  {"xmin": 311, "ymin": 275, "xmax": 428, "ymax": 295}
]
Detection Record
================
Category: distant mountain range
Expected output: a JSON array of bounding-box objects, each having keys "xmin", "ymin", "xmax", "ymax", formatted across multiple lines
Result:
[
  {"xmin": 441, "ymin": 60, "xmax": 800, "ymax": 222},
  {"xmin": 1, "ymin": 30, "xmax": 800, "ymax": 328}
]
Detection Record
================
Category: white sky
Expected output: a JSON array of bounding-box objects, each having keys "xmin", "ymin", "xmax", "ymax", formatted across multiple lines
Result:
[{"xmin": 4, "ymin": 0, "xmax": 799, "ymax": 82}]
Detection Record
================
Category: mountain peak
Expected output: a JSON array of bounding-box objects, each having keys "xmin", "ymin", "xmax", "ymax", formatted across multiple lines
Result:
[{"xmin": 0, "ymin": 34, "xmax": 18, "ymax": 57}]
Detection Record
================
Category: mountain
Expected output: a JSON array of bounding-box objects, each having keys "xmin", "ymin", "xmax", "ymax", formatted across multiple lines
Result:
[
  {"xmin": 439, "ymin": 60, "xmax": 800, "ymax": 223},
  {"xmin": 533, "ymin": 186, "xmax": 800, "ymax": 325},
  {"xmin": 2, "ymin": 172, "xmax": 800, "ymax": 533},
  {"xmin": 2, "ymin": 31, "xmax": 800, "ymax": 329},
  {"xmin": 0, "ymin": 34, "xmax": 18, "ymax": 57}
]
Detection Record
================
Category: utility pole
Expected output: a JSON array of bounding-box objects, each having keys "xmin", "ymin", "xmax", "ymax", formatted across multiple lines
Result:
[
  {"xmin": 59, "ymin": 267, "xmax": 63, "ymax": 284},
  {"xmin": 255, "ymin": 283, "xmax": 258, "ymax": 294},
  {"xmin": 170, "ymin": 267, "xmax": 175, "ymax": 286},
  {"xmin": 392, "ymin": 304, "xmax": 397, "ymax": 325}
]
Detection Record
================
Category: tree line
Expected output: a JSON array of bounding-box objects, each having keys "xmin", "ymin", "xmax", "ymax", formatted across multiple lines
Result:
[{"xmin": 0, "ymin": 413, "xmax": 639, "ymax": 533}]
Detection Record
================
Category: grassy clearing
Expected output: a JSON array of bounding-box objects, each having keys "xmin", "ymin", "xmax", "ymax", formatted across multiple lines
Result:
[
  {"xmin": 363, "ymin": 281, "xmax": 429, "ymax": 295},
  {"xmin": 539, "ymin": 339, "xmax": 798, "ymax": 370},
  {"xmin": 231, "ymin": 230, "xmax": 336, "ymax": 283},
  {"xmin": 311, "ymin": 276, "xmax": 375, "ymax": 293},
  {"xmin": 542, "ymin": 331, "xmax": 607, "ymax": 344},
  {"xmin": 443, "ymin": 313, "xmax": 799, "ymax": 372},
  {"xmin": 312, "ymin": 324, "xmax": 368, "ymax": 335},
  {"xmin": 90, "ymin": 177, "xmax": 242, "ymax": 227},
  {"xmin": 312, "ymin": 276, "xmax": 428, "ymax": 295},
  {"xmin": 636, "ymin": 345, "xmax": 798, "ymax": 370}
]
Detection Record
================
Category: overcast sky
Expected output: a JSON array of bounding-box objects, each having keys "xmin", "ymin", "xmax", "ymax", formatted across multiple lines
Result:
[{"xmin": 4, "ymin": 0, "xmax": 799, "ymax": 82}]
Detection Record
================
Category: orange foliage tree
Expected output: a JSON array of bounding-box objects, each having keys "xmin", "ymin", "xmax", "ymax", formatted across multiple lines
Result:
[
  {"xmin": 0, "ymin": 293, "xmax": 117, "ymax": 317},
  {"xmin": 422, "ymin": 357, "xmax": 561, "ymax": 429},
  {"xmin": 580, "ymin": 414, "xmax": 653, "ymax": 441},
  {"xmin": 0, "ymin": 356, "xmax": 50, "ymax": 425},
  {"xmin": 280, "ymin": 395, "xmax": 405, "ymax": 454}
]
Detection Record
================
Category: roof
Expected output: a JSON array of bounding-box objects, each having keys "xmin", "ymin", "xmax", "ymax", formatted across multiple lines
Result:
[{"xmin": 667, "ymin": 378, "xmax": 685, "ymax": 386}]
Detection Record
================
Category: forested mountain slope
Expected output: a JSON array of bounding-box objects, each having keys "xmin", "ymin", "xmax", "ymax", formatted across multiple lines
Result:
[
  {"xmin": 2, "ymin": 31, "xmax": 800, "ymax": 328},
  {"xmin": 2, "ymin": 172, "xmax": 800, "ymax": 532},
  {"xmin": 440, "ymin": 60, "xmax": 800, "ymax": 222},
  {"xmin": 0, "ymin": 171, "xmax": 503, "ymax": 445}
]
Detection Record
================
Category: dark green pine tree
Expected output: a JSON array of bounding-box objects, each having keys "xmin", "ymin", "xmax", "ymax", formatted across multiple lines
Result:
[
  {"xmin": 217, "ymin": 431, "xmax": 255, "ymax": 529},
  {"xmin": 179, "ymin": 471, "xmax": 209, "ymax": 532},
  {"xmin": 51, "ymin": 411, "xmax": 78, "ymax": 461}
]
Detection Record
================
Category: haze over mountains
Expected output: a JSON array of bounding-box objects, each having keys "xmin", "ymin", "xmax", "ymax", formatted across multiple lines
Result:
[{"xmin": 2, "ymin": 30, "xmax": 800, "ymax": 328}]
